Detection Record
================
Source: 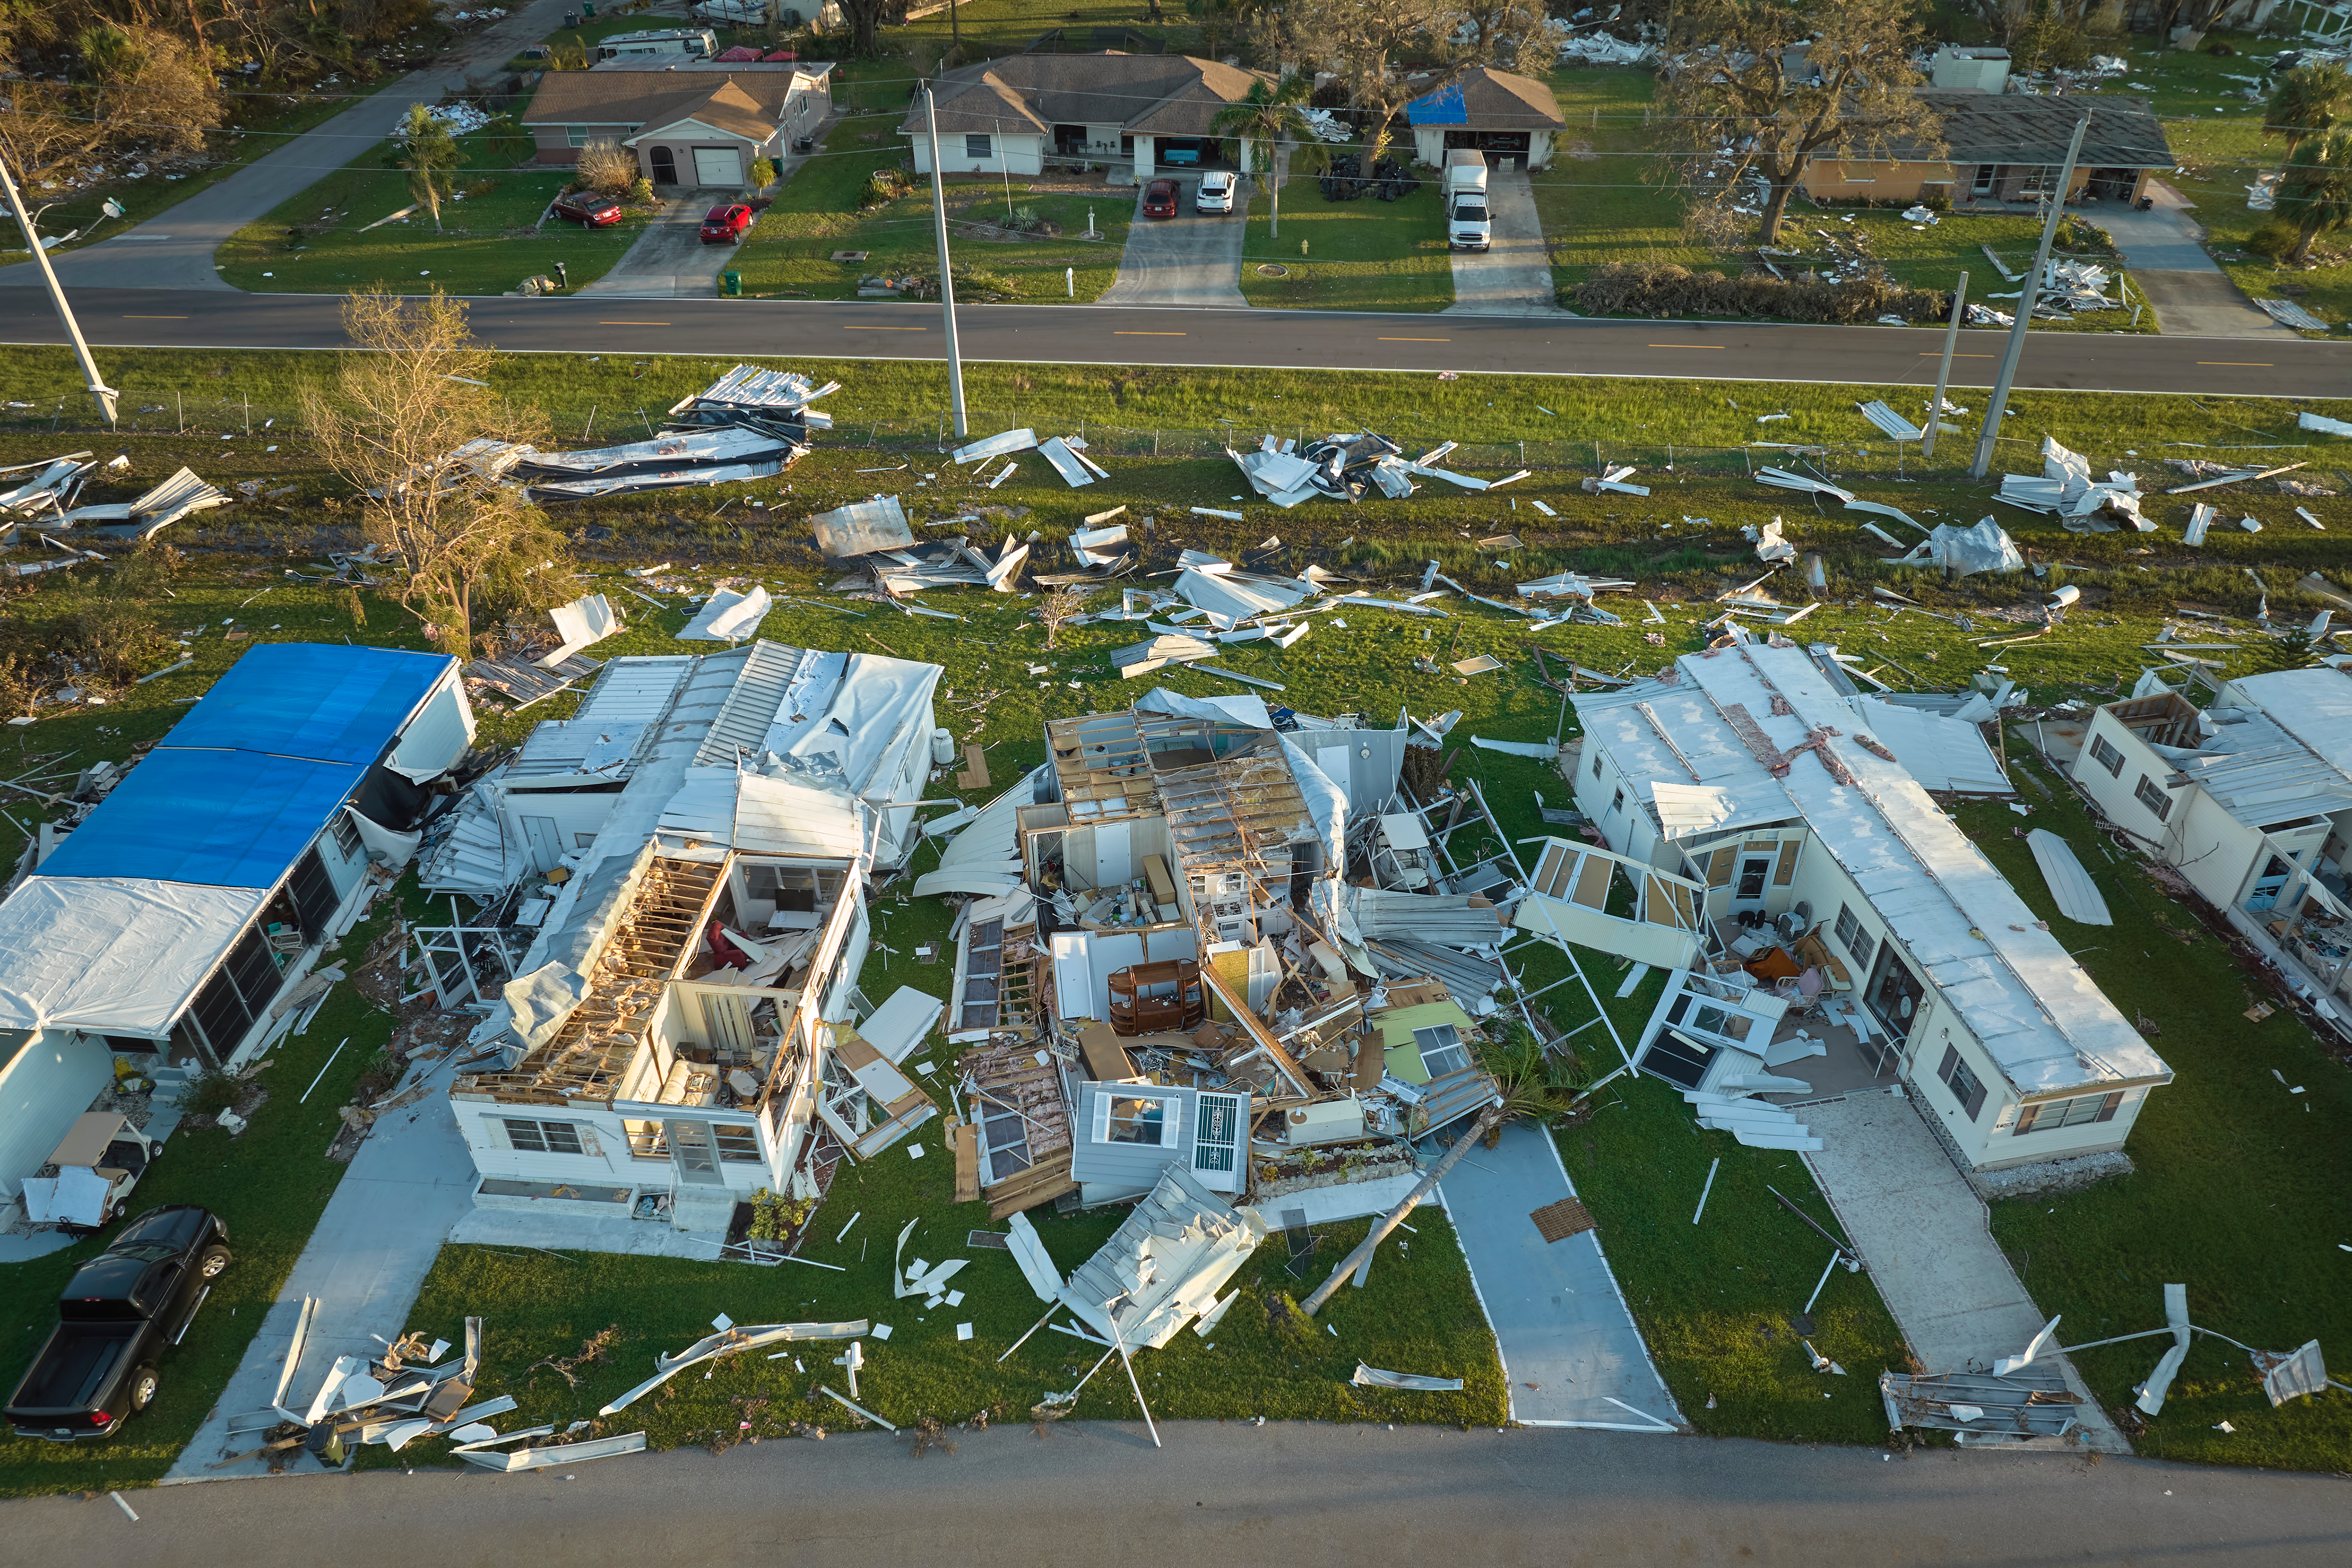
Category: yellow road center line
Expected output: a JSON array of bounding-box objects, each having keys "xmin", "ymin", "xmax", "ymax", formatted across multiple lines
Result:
[
  {"xmin": 1378, "ymin": 336, "xmax": 1450, "ymax": 342},
  {"xmin": 1648, "ymin": 343, "xmax": 1724, "ymax": 349},
  {"xmin": 2196, "ymin": 361, "xmax": 2272, "ymax": 366},
  {"xmin": 597, "ymin": 320, "xmax": 671, "ymax": 325},
  {"xmin": 843, "ymin": 325, "xmax": 926, "ymax": 331},
  {"xmin": 1113, "ymin": 331, "xmax": 1186, "ymax": 336}
]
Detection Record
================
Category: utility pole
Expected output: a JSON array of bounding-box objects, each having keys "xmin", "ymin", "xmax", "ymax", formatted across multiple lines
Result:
[
  {"xmin": 1969, "ymin": 115, "xmax": 2090, "ymax": 481},
  {"xmin": 0, "ymin": 155, "xmax": 117, "ymax": 428},
  {"xmin": 1922, "ymin": 269, "xmax": 1967, "ymax": 462},
  {"xmin": 922, "ymin": 84, "xmax": 970, "ymax": 441}
]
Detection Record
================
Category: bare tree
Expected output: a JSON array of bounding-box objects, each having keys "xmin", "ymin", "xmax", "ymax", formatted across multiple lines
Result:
[
  {"xmin": 300, "ymin": 291, "xmax": 564, "ymax": 658},
  {"xmin": 1289, "ymin": 0, "xmax": 1446, "ymax": 167},
  {"xmin": 1654, "ymin": 0, "xmax": 1942, "ymax": 246},
  {"xmin": 1038, "ymin": 585, "xmax": 1090, "ymax": 649}
]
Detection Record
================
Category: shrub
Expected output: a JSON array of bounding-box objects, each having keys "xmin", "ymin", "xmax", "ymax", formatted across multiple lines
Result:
[
  {"xmin": 627, "ymin": 175, "xmax": 654, "ymax": 206},
  {"xmin": 1573, "ymin": 261, "xmax": 1948, "ymax": 324},
  {"xmin": 2246, "ymin": 217, "xmax": 2301, "ymax": 258},
  {"xmin": 575, "ymin": 139, "xmax": 638, "ymax": 195},
  {"xmin": 860, "ymin": 166, "xmax": 914, "ymax": 208},
  {"xmin": 180, "ymin": 1068, "xmax": 241, "ymax": 1119}
]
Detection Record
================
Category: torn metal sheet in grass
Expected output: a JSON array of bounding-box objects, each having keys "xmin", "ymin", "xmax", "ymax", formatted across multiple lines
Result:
[
  {"xmin": 457, "ymin": 1431, "xmax": 648, "ymax": 1471},
  {"xmin": 810, "ymin": 495, "xmax": 914, "ymax": 558},
  {"xmin": 1351, "ymin": 1362, "xmax": 1464, "ymax": 1392},
  {"xmin": 599, "ymin": 1321, "xmax": 868, "ymax": 1415},
  {"xmin": 952, "ymin": 428, "xmax": 1038, "ymax": 466}
]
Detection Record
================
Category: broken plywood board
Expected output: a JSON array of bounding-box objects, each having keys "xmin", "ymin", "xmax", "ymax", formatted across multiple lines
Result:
[{"xmin": 1529, "ymin": 1197, "xmax": 1597, "ymax": 1243}]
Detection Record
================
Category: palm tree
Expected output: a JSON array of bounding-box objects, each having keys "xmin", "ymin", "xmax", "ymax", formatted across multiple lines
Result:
[
  {"xmin": 2279, "ymin": 127, "xmax": 2352, "ymax": 266},
  {"xmin": 1211, "ymin": 74, "xmax": 1327, "ymax": 241},
  {"xmin": 397, "ymin": 104, "xmax": 460, "ymax": 233},
  {"xmin": 2264, "ymin": 63, "xmax": 2352, "ymax": 158}
]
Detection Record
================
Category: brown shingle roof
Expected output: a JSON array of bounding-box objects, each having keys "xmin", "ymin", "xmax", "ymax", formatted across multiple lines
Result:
[
  {"xmin": 1881, "ymin": 93, "xmax": 2175, "ymax": 167},
  {"xmin": 896, "ymin": 52, "xmax": 1271, "ymax": 140},
  {"xmin": 522, "ymin": 70, "xmax": 796, "ymax": 138},
  {"xmin": 1402, "ymin": 66, "xmax": 1566, "ymax": 132}
]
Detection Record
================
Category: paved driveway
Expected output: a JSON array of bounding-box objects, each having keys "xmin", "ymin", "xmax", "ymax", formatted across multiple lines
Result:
[
  {"xmin": 2093, "ymin": 185, "xmax": 2298, "ymax": 338},
  {"xmin": 1098, "ymin": 177, "xmax": 1246, "ymax": 307},
  {"xmin": 579, "ymin": 196, "xmax": 731, "ymax": 298},
  {"xmin": 1438, "ymin": 1121, "xmax": 1680, "ymax": 1430},
  {"xmin": 1801, "ymin": 1092, "xmax": 2128, "ymax": 1452},
  {"xmin": 1443, "ymin": 167, "xmax": 1566, "ymax": 316}
]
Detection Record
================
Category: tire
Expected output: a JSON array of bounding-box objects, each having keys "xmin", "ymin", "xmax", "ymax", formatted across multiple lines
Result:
[
  {"xmin": 129, "ymin": 1366, "xmax": 160, "ymax": 1413},
  {"xmin": 198, "ymin": 1245, "xmax": 231, "ymax": 1280}
]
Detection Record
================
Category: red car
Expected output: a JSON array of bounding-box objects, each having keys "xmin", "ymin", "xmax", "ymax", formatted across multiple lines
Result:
[
  {"xmin": 550, "ymin": 190, "xmax": 624, "ymax": 228},
  {"xmin": 1142, "ymin": 178, "xmax": 1178, "ymax": 219},
  {"xmin": 700, "ymin": 202, "xmax": 755, "ymax": 243}
]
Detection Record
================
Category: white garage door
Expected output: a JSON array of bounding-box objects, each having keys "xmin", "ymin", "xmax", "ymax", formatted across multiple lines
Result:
[{"xmin": 692, "ymin": 146, "xmax": 741, "ymax": 187}]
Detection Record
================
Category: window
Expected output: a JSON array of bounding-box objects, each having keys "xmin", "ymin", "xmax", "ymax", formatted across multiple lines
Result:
[
  {"xmin": 575, "ymin": 832, "xmax": 597, "ymax": 849},
  {"xmin": 1937, "ymin": 1045, "xmax": 1987, "ymax": 1121},
  {"xmin": 1834, "ymin": 903, "xmax": 1876, "ymax": 974},
  {"xmin": 747, "ymin": 863, "xmax": 843, "ymax": 911},
  {"xmin": 980, "ymin": 1101, "xmax": 1032, "ymax": 1183},
  {"xmin": 1192, "ymin": 1093, "xmax": 1240, "ymax": 1175},
  {"xmin": 502, "ymin": 1118, "xmax": 588, "ymax": 1156},
  {"xmin": 1097, "ymin": 1093, "xmax": 1176, "ymax": 1146},
  {"xmin": 287, "ymin": 845, "xmax": 339, "ymax": 941},
  {"xmin": 2089, "ymin": 734, "xmax": 2124, "ymax": 778},
  {"xmin": 1592, "ymin": 751, "xmax": 1605, "ymax": 780},
  {"xmin": 331, "ymin": 809, "xmax": 364, "ymax": 860},
  {"xmin": 965, "ymin": 133, "xmax": 992, "ymax": 158},
  {"xmin": 566, "ymin": 125, "xmax": 592, "ymax": 147},
  {"xmin": 2014, "ymin": 1090, "xmax": 2124, "ymax": 1135},
  {"xmin": 712, "ymin": 1122, "xmax": 763, "ymax": 1163},
  {"xmin": 1415, "ymin": 1023, "xmax": 1472, "ymax": 1078},
  {"xmin": 1610, "ymin": 787, "xmax": 1625, "ymax": 815},
  {"xmin": 2134, "ymin": 775, "xmax": 2173, "ymax": 822}
]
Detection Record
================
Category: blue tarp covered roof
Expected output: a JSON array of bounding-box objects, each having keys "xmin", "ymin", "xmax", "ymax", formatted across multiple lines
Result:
[
  {"xmin": 161, "ymin": 643, "xmax": 449, "ymax": 765},
  {"xmin": 36, "ymin": 748, "xmax": 367, "ymax": 888},
  {"xmin": 1405, "ymin": 81, "xmax": 1470, "ymax": 126}
]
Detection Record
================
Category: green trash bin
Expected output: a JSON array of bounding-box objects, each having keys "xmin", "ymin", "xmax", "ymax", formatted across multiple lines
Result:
[
  {"xmin": 581, "ymin": 1, "xmax": 596, "ymax": 15},
  {"xmin": 722, "ymin": 270, "xmax": 743, "ymax": 297}
]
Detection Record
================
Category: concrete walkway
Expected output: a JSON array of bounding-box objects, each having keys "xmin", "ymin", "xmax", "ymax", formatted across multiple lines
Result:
[
  {"xmin": 1098, "ymin": 177, "xmax": 1247, "ymax": 307},
  {"xmin": 1442, "ymin": 168, "xmax": 1567, "ymax": 317},
  {"xmin": 1438, "ymin": 1122, "xmax": 1680, "ymax": 1430},
  {"xmin": 165, "ymin": 1051, "xmax": 476, "ymax": 1482},
  {"xmin": 0, "ymin": 0, "xmax": 588, "ymax": 292},
  {"xmin": 2093, "ymin": 183, "xmax": 2298, "ymax": 339},
  {"xmin": 1800, "ymin": 1092, "xmax": 2129, "ymax": 1452}
]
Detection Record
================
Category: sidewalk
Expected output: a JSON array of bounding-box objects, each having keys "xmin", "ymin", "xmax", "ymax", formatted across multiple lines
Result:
[
  {"xmin": 0, "ymin": 0, "xmax": 588, "ymax": 293},
  {"xmin": 1438, "ymin": 1122, "xmax": 1681, "ymax": 1431},
  {"xmin": 163, "ymin": 1052, "xmax": 475, "ymax": 1483},
  {"xmin": 1801, "ymin": 1092, "xmax": 2130, "ymax": 1453}
]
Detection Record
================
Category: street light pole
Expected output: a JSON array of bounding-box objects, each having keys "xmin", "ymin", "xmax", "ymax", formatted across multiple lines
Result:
[
  {"xmin": 1969, "ymin": 115, "xmax": 2090, "ymax": 481},
  {"xmin": 922, "ymin": 84, "xmax": 969, "ymax": 440},
  {"xmin": 0, "ymin": 154, "xmax": 117, "ymax": 428}
]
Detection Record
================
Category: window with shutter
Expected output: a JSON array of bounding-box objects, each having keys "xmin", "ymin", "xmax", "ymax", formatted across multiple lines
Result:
[
  {"xmin": 1937, "ymin": 1046, "xmax": 1987, "ymax": 1121},
  {"xmin": 1706, "ymin": 847, "xmax": 1735, "ymax": 887},
  {"xmin": 1773, "ymin": 839, "xmax": 1801, "ymax": 886}
]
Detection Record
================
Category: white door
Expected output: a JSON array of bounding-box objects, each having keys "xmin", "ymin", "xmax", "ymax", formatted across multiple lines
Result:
[
  {"xmin": 1093, "ymin": 819, "xmax": 1133, "ymax": 886},
  {"xmin": 1731, "ymin": 853, "xmax": 1774, "ymax": 916},
  {"xmin": 520, "ymin": 816, "xmax": 562, "ymax": 874},
  {"xmin": 667, "ymin": 1120, "xmax": 724, "ymax": 1185},
  {"xmin": 693, "ymin": 146, "xmax": 742, "ymax": 186}
]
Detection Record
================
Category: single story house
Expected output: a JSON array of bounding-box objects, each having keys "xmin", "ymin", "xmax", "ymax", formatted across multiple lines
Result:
[
  {"xmin": 521, "ymin": 60, "xmax": 834, "ymax": 188},
  {"xmin": 897, "ymin": 52, "xmax": 1271, "ymax": 180},
  {"xmin": 2071, "ymin": 665, "xmax": 2352, "ymax": 1039},
  {"xmin": 1799, "ymin": 93, "xmax": 2174, "ymax": 207},
  {"xmin": 1403, "ymin": 66, "xmax": 1567, "ymax": 171},
  {"xmin": 1565, "ymin": 642, "xmax": 2171, "ymax": 1174},
  {"xmin": 0, "ymin": 643, "xmax": 470, "ymax": 1203}
]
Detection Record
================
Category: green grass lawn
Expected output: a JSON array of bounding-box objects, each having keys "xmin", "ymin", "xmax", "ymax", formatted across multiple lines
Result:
[
  {"xmin": 215, "ymin": 125, "xmax": 657, "ymax": 298},
  {"xmin": 892, "ymin": 0, "xmax": 1190, "ymax": 58},
  {"xmin": 1961, "ymin": 755, "xmax": 2352, "ymax": 1473},
  {"xmin": 372, "ymin": 1130, "xmax": 1504, "ymax": 1469},
  {"xmin": 1539, "ymin": 66, "xmax": 2153, "ymax": 333},
  {"xmin": 1234, "ymin": 176, "xmax": 1455, "ymax": 312}
]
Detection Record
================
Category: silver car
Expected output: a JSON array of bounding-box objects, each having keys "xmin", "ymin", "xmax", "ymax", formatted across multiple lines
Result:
[{"xmin": 1194, "ymin": 171, "xmax": 1235, "ymax": 214}]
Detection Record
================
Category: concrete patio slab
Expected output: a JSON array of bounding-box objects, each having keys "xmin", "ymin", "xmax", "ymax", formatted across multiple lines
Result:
[
  {"xmin": 449, "ymin": 1205, "xmax": 729, "ymax": 1258},
  {"xmin": 1800, "ymin": 1091, "xmax": 2128, "ymax": 1452},
  {"xmin": 1438, "ymin": 1122, "xmax": 1679, "ymax": 1430}
]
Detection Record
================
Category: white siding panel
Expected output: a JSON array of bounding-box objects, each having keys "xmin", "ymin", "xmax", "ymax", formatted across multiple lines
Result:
[{"xmin": 0, "ymin": 1032, "xmax": 115, "ymax": 1198}]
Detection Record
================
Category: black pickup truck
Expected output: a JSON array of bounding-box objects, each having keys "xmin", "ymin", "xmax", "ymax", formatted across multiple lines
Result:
[{"xmin": 5, "ymin": 1205, "xmax": 230, "ymax": 1441}]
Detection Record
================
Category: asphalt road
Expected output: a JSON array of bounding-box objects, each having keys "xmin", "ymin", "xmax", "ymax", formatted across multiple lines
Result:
[
  {"xmin": 8, "ymin": 1423, "xmax": 2346, "ymax": 1565},
  {"xmin": 2, "ymin": 288, "xmax": 2346, "ymax": 397}
]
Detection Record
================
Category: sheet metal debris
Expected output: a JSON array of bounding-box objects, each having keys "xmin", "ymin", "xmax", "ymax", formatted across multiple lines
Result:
[
  {"xmin": 1998, "ymin": 437, "xmax": 2148, "ymax": 532},
  {"xmin": 1351, "ymin": 1363, "xmax": 1464, "ymax": 1391},
  {"xmin": 810, "ymin": 496, "xmax": 915, "ymax": 558}
]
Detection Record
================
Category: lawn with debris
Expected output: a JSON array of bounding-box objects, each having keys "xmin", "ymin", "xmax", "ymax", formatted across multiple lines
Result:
[
  {"xmin": 0, "ymin": 344, "xmax": 2347, "ymax": 1478},
  {"xmin": 374, "ymin": 1159, "xmax": 1506, "ymax": 1468}
]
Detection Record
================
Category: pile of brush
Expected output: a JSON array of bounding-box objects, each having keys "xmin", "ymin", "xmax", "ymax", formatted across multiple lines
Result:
[{"xmin": 1572, "ymin": 262, "xmax": 1948, "ymax": 325}]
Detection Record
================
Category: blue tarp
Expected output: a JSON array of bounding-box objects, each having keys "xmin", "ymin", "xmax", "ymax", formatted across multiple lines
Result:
[
  {"xmin": 161, "ymin": 643, "xmax": 448, "ymax": 765},
  {"xmin": 37, "ymin": 748, "xmax": 366, "ymax": 889},
  {"xmin": 1406, "ymin": 82, "xmax": 1469, "ymax": 126}
]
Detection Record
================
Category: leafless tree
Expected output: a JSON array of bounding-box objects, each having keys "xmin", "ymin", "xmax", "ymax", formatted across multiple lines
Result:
[
  {"xmin": 1654, "ymin": 0, "xmax": 1942, "ymax": 246},
  {"xmin": 1038, "ymin": 585, "xmax": 1090, "ymax": 649},
  {"xmin": 299, "ymin": 291, "xmax": 564, "ymax": 658}
]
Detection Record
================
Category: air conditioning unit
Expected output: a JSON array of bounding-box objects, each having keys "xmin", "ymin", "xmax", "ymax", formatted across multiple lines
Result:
[{"xmin": 1284, "ymin": 1100, "xmax": 1367, "ymax": 1147}]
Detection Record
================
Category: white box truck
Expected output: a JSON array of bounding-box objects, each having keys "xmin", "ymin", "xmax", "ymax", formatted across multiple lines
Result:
[{"xmin": 1443, "ymin": 149, "xmax": 1490, "ymax": 252}]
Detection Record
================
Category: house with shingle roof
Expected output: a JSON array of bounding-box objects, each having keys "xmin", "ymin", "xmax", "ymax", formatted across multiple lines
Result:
[
  {"xmin": 1799, "ymin": 93, "xmax": 2175, "ymax": 208},
  {"xmin": 521, "ymin": 61, "xmax": 834, "ymax": 189},
  {"xmin": 897, "ymin": 52, "xmax": 1273, "ymax": 179},
  {"xmin": 1403, "ymin": 67, "xmax": 1568, "ymax": 170}
]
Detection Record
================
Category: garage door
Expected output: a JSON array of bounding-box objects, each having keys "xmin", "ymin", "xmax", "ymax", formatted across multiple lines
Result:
[{"xmin": 692, "ymin": 146, "xmax": 741, "ymax": 187}]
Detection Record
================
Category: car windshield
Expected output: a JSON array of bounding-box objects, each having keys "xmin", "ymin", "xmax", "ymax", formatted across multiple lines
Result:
[{"xmin": 107, "ymin": 1243, "xmax": 180, "ymax": 1262}]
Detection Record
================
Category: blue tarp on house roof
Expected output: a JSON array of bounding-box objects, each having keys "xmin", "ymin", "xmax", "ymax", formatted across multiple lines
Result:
[
  {"xmin": 1406, "ymin": 82, "xmax": 1469, "ymax": 126},
  {"xmin": 161, "ymin": 642, "xmax": 449, "ymax": 765},
  {"xmin": 35, "ymin": 748, "xmax": 366, "ymax": 888}
]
